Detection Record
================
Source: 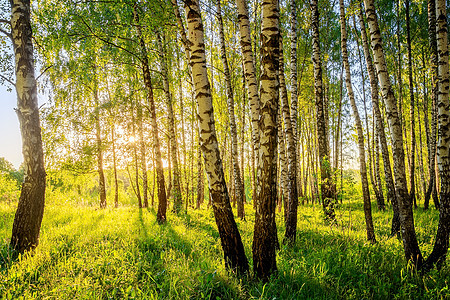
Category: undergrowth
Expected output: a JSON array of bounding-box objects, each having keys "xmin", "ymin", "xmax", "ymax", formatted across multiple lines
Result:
[{"xmin": 0, "ymin": 198, "xmax": 448, "ymax": 299}]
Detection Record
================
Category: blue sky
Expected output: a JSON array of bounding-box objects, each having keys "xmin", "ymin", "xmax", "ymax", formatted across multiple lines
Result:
[{"xmin": 0, "ymin": 85, "xmax": 22, "ymax": 169}]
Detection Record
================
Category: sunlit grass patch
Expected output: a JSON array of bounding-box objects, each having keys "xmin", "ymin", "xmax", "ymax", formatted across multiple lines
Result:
[{"xmin": 0, "ymin": 198, "xmax": 448, "ymax": 299}]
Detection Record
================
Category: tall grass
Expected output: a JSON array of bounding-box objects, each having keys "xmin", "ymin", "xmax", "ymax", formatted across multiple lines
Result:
[{"xmin": 0, "ymin": 198, "xmax": 448, "ymax": 299}]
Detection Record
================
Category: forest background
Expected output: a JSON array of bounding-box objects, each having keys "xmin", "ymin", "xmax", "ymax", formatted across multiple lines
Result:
[{"xmin": 1, "ymin": 0, "xmax": 450, "ymax": 298}]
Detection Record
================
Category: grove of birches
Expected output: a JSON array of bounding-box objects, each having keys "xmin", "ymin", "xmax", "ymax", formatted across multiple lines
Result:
[{"xmin": 0, "ymin": 0, "xmax": 450, "ymax": 298}]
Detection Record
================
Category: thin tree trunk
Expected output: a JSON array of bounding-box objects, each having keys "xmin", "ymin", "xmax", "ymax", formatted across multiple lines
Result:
[
  {"xmin": 133, "ymin": 4, "xmax": 167, "ymax": 223},
  {"xmin": 311, "ymin": 0, "xmax": 335, "ymax": 223},
  {"xmin": 279, "ymin": 40, "xmax": 299, "ymax": 244},
  {"xmin": 112, "ymin": 124, "xmax": 119, "ymax": 208},
  {"xmin": 357, "ymin": 4, "xmax": 399, "ymax": 235},
  {"xmin": 340, "ymin": 0, "xmax": 376, "ymax": 244},
  {"xmin": 137, "ymin": 104, "xmax": 148, "ymax": 208},
  {"xmin": 94, "ymin": 80, "xmax": 107, "ymax": 209},
  {"xmin": 406, "ymin": 0, "xmax": 417, "ymax": 209},
  {"xmin": 278, "ymin": 106, "xmax": 289, "ymax": 221},
  {"xmin": 425, "ymin": 0, "xmax": 440, "ymax": 210},
  {"xmin": 363, "ymin": 0, "xmax": 423, "ymax": 266},
  {"xmin": 10, "ymin": 0, "xmax": 47, "ymax": 253},
  {"xmin": 184, "ymin": 0, "xmax": 249, "ymax": 274},
  {"xmin": 424, "ymin": 0, "xmax": 450, "ymax": 270},
  {"xmin": 216, "ymin": 0, "xmax": 245, "ymax": 220},
  {"xmin": 353, "ymin": 15, "xmax": 384, "ymax": 211},
  {"xmin": 156, "ymin": 31, "xmax": 182, "ymax": 213},
  {"xmin": 132, "ymin": 106, "xmax": 142, "ymax": 208}
]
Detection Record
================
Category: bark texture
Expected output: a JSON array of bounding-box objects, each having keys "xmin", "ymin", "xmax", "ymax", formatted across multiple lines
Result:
[
  {"xmin": 279, "ymin": 40, "xmax": 299, "ymax": 244},
  {"xmin": 253, "ymin": 0, "xmax": 280, "ymax": 281},
  {"xmin": 236, "ymin": 0, "xmax": 260, "ymax": 170},
  {"xmin": 425, "ymin": 0, "xmax": 440, "ymax": 210},
  {"xmin": 10, "ymin": 0, "xmax": 47, "ymax": 253},
  {"xmin": 357, "ymin": 3, "xmax": 399, "ymax": 234},
  {"xmin": 425, "ymin": 0, "xmax": 450, "ymax": 269},
  {"xmin": 363, "ymin": 0, "xmax": 423, "ymax": 266},
  {"xmin": 184, "ymin": 0, "xmax": 249, "ymax": 274}
]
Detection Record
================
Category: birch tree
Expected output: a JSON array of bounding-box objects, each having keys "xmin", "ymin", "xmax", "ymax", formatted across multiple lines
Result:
[
  {"xmin": 363, "ymin": 0, "xmax": 423, "ymax": 266},
  {"xmin": 216, "ymin": 0, "xmax": 245, "ymax": 220},
  {"xmin": 424, "ymin": 0, "xmax": 450, "ymax": 269},
  {"xmin": 252, "ymin": 0, "xmax": 279, "ymax": 280},
  {"xmin": 9, "ymin": 0, "xmax": 47, "ymax": 253},
  {"xmin": 311, "ymin": 0, "xmax": 335, "ymax": 222},
  {"xmin": 183, "ymin": 0, "xmax": 249, "ymax": 274},
  {"xmin": 339, "ymin": 0, "xmax": 375, "ymax": 244}
]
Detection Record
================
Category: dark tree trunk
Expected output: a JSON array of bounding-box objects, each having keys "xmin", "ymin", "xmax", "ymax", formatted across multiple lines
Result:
[
  {"xmin": 425, "ymin": 0, "xmax": 440, "ymax": 210},
  {"xmin": 133, "ymin": 5, "xmax": 167, "ymax": 222},
  {"xmin": 156, "ymin": 31, "xmax": 182, "ymax": 213},
  {"xmin": 406, "ymin": 0, "xmax": 417, "ymax": 209},
  {"xmin": 112, "ymin": 125, "xmax": 119, "ymax": 208},
  {"xmin": 279, "ymin": 40, "xmax": 299, "ymax": 244},
  {"xmin": 311, "ymin": 0, "xmax": 335, "ymax": 223},
  {"xmin": 137, "ymin": 105, "xmax": 148, "ymax": 208},
  {"xmin": 132, "ymin": 106, "xmax": 142, "ymax": 208},
  {"xmin": 94, "ymin": 84, "xmax": 107, "ymax": 209}
]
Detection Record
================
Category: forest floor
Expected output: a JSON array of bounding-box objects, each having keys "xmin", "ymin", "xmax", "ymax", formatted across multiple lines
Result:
[{"xmin": 0, "ymin": 197, "xmax": 449, "ymax": 299}]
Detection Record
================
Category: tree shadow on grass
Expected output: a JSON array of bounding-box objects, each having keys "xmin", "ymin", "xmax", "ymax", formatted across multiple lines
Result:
[{"xmin": 135, "ymin": 209, "xmax": 245, "ymax": 299}]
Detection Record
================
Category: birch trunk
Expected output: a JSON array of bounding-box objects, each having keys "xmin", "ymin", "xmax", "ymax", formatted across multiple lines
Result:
[
  {"xmin": 406, "ymin": 0, "xmax": 416, "ymax": 208},
  {"xmin": 340, "ymin": 0, "xmax": 375, "ymax": 243},
  {"xmin": 353, "ymin": 15, "xmax": 384, "ymax": 210},
  {"xmin": 133, "ymin": 5, "xmax": 167, "ymax": 222},
  {"xmin": 132, "ymin": 106, "xmax": 142, "ymax": 208},
  {"xmin": 10, "ymin": 0, "xmax": 47, "ymax": 253},
  {"xmin": 216, "ymin": 0, "xmax": 245, "ymax": 220},
  {"xmin": 94, "ymin": 83, "xmax": 107, "ymax": 209},
  {"xmin": 278, "ymin": 106, "xmax": 289, "ymax": 221},
  {"xmin": 357, "ymin": 3, "xmax": 400, "ymax": 235},
  {"xmin": 311, "ymin": 0, "xmax": 335, "ymax": 222},
  {"xmin": 156, "ymin": 31, "xmax": 182, "ymax": 213},
  {"xmin": 137, "ymin": 104, "xmax": 148, "ymax": 208},
  {"xmin": 424, "ymin": 0, "xmax": 450, "ymax": 269},
  {"xmin": 279, "ymin": 40, "xmax": 299, "ymax": 244},
  {"xmin": 289, "ymin": 0, "xmax": 298, "ymax": 141},
  {"xmin": 252, "ymin": 0, "xmax": 279, "ymax": 280},
  {"xmin": 363, "ymin": 0, "xmax": 423, "ymax": 265},
  {"xmin": 112, "ymin": 124, "xmax": 119, "ymax": 208},
  {"xmin": 236, "ymin": 0, "xmax": 260, "ymax": 172},
  {"xmin": 425, "ymin": 0, "xmax": 440, "ymax": 210},
  {"xmin": 184, "ymin": 0, "xmax": 249, "ymax": 274}
]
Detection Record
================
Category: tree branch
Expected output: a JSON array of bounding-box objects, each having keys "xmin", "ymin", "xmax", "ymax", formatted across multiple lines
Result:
[
  {"xmin": 0, "ymin": 19, "xmax": 10, "ymax": 26},
  {"xmin": 0, "ymin": 27, "xmax": 12, "ymax": 40},
  {"xmin": 36, "ymin": 65, "xmax": 53, "ymax": 81},
  {"xmin": 0, "ymin": 73, "xmax": 15, "ymax": 87},
  {"xmin": 76, "ymin": 15, "xmax": 142, "ymax": 63}
]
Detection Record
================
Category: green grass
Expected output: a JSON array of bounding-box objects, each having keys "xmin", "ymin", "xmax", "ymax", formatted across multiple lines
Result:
[{"xmin": 0, "ymin": 198, "xmax": 449, "ymax": 299}]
